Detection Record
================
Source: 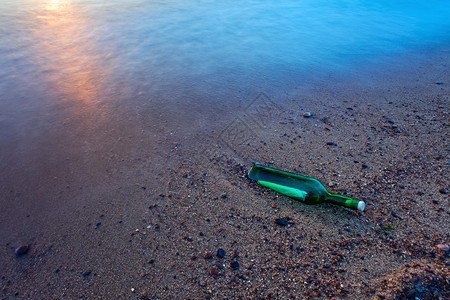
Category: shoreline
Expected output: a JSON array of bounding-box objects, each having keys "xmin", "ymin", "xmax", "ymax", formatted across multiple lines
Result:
[{"xmin": 1, "ymin": 45, "xmax": 449, "ymax": 298}]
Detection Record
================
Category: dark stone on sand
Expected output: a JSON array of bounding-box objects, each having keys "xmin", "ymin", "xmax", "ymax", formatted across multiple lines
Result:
[
  {"xmin": 324, "ymin": 263, "xmax": 331, "ymax": 268},
  {"xmin": 220, "ymin": 193, "xmax": 227, "ymax": 199},
  {"xmin": 438, "ymin": 188, "xmax": 447, "ymax": 194},
  {"xmin": 362, "ymin": 164, "xmax": 368, "ymax": 169},
  {"xmin": 391, "ymin": 212, "xmax": 402, "ymax": 219},
  {"xmin": 15, "ymin": 244, "xmax": 30, "ymax": 256},
  {"xmin": 406, "ymin": 289, "xmax": 417, "ymax": 298},
  {"xmin": 82, "ymin": 271, "xmax": 91, "ymax": 278},
  {"xmin": 435, "ymin": 81, "xmax": 443, "ymax": 85},
  {"xmin": 216, "ymin": 262, "xmax": 224, "ymax": 269},
  {"xmin": 217, "ymin": 248, "xmax": 226, "ymax": 258},
  {"xmin": 204, "ymin": 252, "xmax": 213, "ymax": 259},
  {"xmin": 326, "ymin": 142, "xmax": 337, "ymax": 146},
  {"xmin": 275, "ymin": 217, "xmax": 291, "ymax": 226},
  {"xmin": 230, "ymin": 261, "xmax": 239, "ymax": 270}
]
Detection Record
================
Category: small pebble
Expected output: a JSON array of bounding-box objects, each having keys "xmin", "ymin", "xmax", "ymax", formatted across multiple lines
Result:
[
  {"xmin": 437, "ymin": 244, "xmax": 449, "ymax": 251},
  {"xmin": 220, "ymin": 193, "xmax": 227, "ymax": 199},
  {"xmin": 435, "ymin": 81, "xmax": 443, "ymax": 85},
  {"xmin": 204, "ymin": 252, "xmax": 213, "ymax": 259},
  {"xmin": 82, "ymin": 271, "xmax": 91, "ymax": 278},
  {"xmin": 438, "ymin": 188, "xmax": 447, "ymax": 194},
  {"xmin": 216, "ymin": 262, "xmax": 225, "ymax": 269},
  {"xmin": 217, "ymin": 248, "xmax": 226, "ymax": 258},
  {"xmin": 230, "ymin": 261, "xmax": 239, "ymax": 270},
  {"xmin": 303, "ymin": 112, "xmax": 312, "ymax": 118},
  {"xmin": 391, "ymin": 212, "xmax": 402, "ymax": 219},
  {"xmin": 15, "ymin": 244, "xmax": 30, "ymax": 256},
  {"xmin": 275, "ymin": 217, "xmax": 291, "ymax": 226},
  {"xmin": 209, "ymin": 268, "xmax": 220, "ymax": 276}
]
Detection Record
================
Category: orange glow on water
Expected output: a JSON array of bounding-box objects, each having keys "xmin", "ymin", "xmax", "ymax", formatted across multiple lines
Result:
[
  {"xmin": 32, "ymin": 0, "xmax": 108, "ymax": 105},
  {"xmin": 45, "ymin": 0, "xmax": 70, "ymax": 12}
]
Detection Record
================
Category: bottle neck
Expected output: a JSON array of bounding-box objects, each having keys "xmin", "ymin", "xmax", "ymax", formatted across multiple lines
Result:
[{"xmin": 325, "ymin": 193, "xmax": 362, "ymax": 211}]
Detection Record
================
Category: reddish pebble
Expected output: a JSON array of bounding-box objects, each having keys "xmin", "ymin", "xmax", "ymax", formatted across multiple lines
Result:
[
  {"xmin": 437, "ymin": 244, "xmax": 449, "ymax": 251},
  {"xmin": 209, "ymin": 268, "xmax": 220, "ymax": 276},
  {"xmin": 204, "ymin": 252, "xmax": 212, "ymax": 259}
]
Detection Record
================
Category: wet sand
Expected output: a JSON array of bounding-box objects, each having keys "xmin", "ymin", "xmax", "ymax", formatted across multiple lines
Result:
[{"xmin": 1, "ymin": 47, "xmax": 449, "ymax": 299}]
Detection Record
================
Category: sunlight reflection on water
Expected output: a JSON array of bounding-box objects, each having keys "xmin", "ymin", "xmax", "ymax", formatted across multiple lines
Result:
[{"xmin": 0, "ymin": 0, "xmax": 449, "ymax": 143}]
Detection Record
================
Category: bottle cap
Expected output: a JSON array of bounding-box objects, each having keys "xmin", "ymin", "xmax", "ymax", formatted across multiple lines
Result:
[{"xmin": 357, "ymin": 201, "xmax": 365, "ymax": 212}]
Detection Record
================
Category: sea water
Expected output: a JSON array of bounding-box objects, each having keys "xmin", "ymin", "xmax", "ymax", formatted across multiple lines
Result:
[{"xmin": 1, "ymin": 0, "xmax": 449, "ymax": 147}]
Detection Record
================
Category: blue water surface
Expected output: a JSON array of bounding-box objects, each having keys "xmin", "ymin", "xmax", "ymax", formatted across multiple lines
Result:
[{"xmin": 0, "ymin": 0, "xmax": 449, "ymax": 132}]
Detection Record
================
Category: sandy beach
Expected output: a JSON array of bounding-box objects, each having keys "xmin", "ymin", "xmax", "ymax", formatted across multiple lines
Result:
[{"xmin": 1, "ymin": 41, "xmax": 449, "ymax": 299}]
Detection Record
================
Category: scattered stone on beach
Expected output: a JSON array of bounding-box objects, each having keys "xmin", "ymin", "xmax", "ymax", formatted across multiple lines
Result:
[
  {"xmin": 435, "ymin": 81, "xmax": 443, "ymax": 84},
  {"xmin": 230, "ymin": 261, "xmax": 239, "ymax": 270},
  {"xmin": 209, "ymin": 268, "xmax": 221, "ymax": 277},
  {"xmin": 15, "ymin": 244, "xmax": 30, "ymax": 256},
  {"xmin": 82, "ymin": 271, "xmax": 91, "ymax": 278},
  {"xmin": 391, "ymin": 211, "xmax": 402, "ymax": 219},
  {"xmin": 436, "ymin": 244, "xmax": 449, "ymax": 251},
  {"xmin": 216, "ymin": 262, "xmax": 224, "ymax": 269},
  {"xmin": 438, "ymin": 188, "xmax": 447, "ymax": 194},
  {"xmin": 203, "ymin": 252, "xmax": 213, "ymax": 259},
  {"xmin": 303, "ymin": 112, "xmax": 312, "ymax": 118},
  {"xmin": 220, "ymin": 193, "xmax": 227, "ymax": 199},
  {"xmin": 274, "ymin": 217, "xmax": 291, "ymax": 226},
  {"xmin": 217, "ymin": 248, "xmax": 226, "ymax": 258},
  {"xmin": 326, "ymin": 142, "xmax": 337, "ymax": 146},
  {"xmin": 140, "ymin": 290, "xmax": 150, "ymax": 300}
]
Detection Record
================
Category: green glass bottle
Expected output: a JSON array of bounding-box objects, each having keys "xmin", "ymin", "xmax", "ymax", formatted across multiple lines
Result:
[{"xmin": 248, "ymin": 164, "xmax": 365, "ymax": 211}]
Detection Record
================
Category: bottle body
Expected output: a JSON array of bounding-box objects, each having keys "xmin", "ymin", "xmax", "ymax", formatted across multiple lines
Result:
[{"xmin": 249, "ymin": 164, "xmax": 365, "ymax": 211}]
